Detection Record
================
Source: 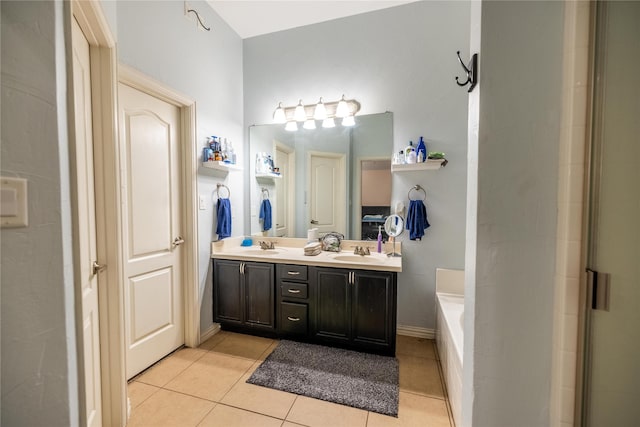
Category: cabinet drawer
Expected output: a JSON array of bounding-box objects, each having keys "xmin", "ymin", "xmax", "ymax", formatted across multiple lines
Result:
[
  {"xmin": 279, "ymin": 264, "xmax": 308, "ymax": 281},
  {"xmin": 280, "ymin": 282, "xmax": 308, "ymax": 299},
  {"xmin": 280, "ymin": 302, "xmax": 308, "ymax": 335}
]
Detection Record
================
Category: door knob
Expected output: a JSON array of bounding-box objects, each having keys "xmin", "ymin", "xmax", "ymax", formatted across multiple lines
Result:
[
  {"xmin": 92, "ymin": 261, "xmax": 106, "ymax": 275},
  {"xmin": 172, "ymin": 237, "xmax": 185, "ymax": 247},
  {"xmin": 310, "ymin": 219, "xmax": 319, "ymax": 225}
]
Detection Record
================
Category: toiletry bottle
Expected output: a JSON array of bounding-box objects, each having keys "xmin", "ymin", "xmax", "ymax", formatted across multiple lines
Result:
[
  {"xmin": 377, "ymin": 225, "xmax": 383, "ymax": 253},
  {"xmin": 211, "ymin": 136, "xmax": 222, "ymax": 161},
  {"xmin": 408, "ymin": 150, "xmax": 417, "ymax": 164},
  {"xmin": 416, "ymin": 136, "xmax": 427, "ymax": 163},
  {"xmin": 256, "ymin": 153, "xmax": 264, "ymax": 173},
  {"xmin": 404, "ymin": 141, "xmax": 414, "ymax": 163}
]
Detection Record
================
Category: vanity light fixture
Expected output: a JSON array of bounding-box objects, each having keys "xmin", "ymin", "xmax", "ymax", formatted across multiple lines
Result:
[
  {"xmin": 335, "ymin": 94, "xmax": 350, "ymax": 118},
  {"xmin": 273, "ymin": 102, "xmax": 286, "ymax": 124},
  {"xmin": 322, "ymin": 117, "xmax": 336, "ymax": 128},
  {"xmin": 342, "ymin": 114, "xmax": 355, "ymax": 127},
  {"xmin": 271, "ymin": 95, "xmax": 361, "ymax": 131},
  {"xmin": 313, "ymin": 97, "xmax": 327, "ymax": 120},
  {"xmin": 294, "ymin": 99, "xmax": 307, "ymax": 122},
  {"xmin": 285, "ymin": 121, "xmax": 298, "ymax": 132}
]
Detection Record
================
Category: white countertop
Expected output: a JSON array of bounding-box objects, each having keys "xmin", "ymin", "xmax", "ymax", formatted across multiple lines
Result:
[{"xmin": 211, "ymin": 236, "xmax": 402, "ymax": 272}]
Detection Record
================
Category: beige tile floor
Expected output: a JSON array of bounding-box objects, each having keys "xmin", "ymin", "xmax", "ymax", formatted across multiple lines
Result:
[{"xmin": 128, "ymin": 331, "xmax": 454, "ymax": 427}]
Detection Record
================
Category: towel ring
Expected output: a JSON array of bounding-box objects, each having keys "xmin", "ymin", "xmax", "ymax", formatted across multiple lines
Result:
[
  {"xmin": 216, "ymin": 183, "xmax": 230, "ymax": 199},
  {"xmin": 408, "ymin": 185, "xmax": 426, "ymax": 201},
  {"xmin": 261, "ymin": 188, "xmax": 270, "ymax": 199}
]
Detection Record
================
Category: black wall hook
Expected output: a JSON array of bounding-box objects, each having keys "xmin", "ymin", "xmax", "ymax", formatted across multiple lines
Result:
[
  {"xmin": 187, "ymin": 8, "xmax": 211, "ymax": 31},
  {"xmin": 455, "ymin": 51, "xmax": 478, "ymax": 93}
]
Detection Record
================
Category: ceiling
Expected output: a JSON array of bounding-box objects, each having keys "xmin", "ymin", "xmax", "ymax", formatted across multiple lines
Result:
[{"xmin": 206, "ymin": 0, "xmax": 417, "ymax": 39}]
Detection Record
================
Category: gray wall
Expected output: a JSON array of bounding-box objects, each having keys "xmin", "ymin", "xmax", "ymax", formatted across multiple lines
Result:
[
  {"xmin": 115, "ymin": 1, "xmax": 244, "ymax": 333},
  {"xmin": 1, "ymin": 1, "xmax": 79, "ymax": 425},
  {"xmin": 243, "ymin": 1, "xmax": 470, "ymax": 330},
  {"xmin": 464, "ymin": 1, "xmax": 564, "ymax": 425}
]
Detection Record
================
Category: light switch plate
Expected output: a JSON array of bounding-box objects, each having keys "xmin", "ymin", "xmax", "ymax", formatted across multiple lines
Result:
[
  {"xmin": 1, "ymin": 177, "xmax": 28, "ymax": 228},
  {"xmin": 199, "ymin": 195, "xmax": 206, "ymax": 210}
]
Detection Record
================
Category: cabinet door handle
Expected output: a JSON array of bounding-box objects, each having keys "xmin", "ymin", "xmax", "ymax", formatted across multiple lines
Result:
[
  {"xmin": 287, "ymin": 271, "xmax": 300, "ymax": 276},
  {"xmin": 287, "ymin": 316, "xmax": 301, "ymax": 322},
  {"xmin": 287, "ymin": 289, "xmax": 301, "ymax": 294},
  {"xmin": 240, "ymin": 262, "xmax": 245, "ymax": 275}
]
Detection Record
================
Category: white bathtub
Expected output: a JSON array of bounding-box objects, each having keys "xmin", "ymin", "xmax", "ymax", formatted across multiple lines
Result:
[{"xmin": 435, "ymin": 269, "xmax": 464, "ymax": 427}]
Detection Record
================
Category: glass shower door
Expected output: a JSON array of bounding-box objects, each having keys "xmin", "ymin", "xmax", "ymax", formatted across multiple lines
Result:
[{"xmin": 583, "ymin": 2, "xmax": 640, "ymax": 425}]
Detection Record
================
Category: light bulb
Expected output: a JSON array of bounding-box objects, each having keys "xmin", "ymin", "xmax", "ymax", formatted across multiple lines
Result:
[
  {"xmin": 303, "ymin": 119, "xmax": 316, "ymax": 130},
  {"xmin": 313, "ymin": 97, "xmax": 327, "ymax": 120},
  {"xmin": 294, "ymin": 99, "xmax": 306, "ymax": 122},
  {"xmin": 335, "ymin": 94, "xmax": 349, "ymax": 118},
  {"xmin": 285, "ymin": 121, "xmax": 298, "ymax": 132},
  {"xmin": 322, "ymin": 117, "xmax": 335, "ymax": 128},
  {"xmin": 273, "ymin": 102, "xmax": 286, "ymax": 123},
  {"xmin": 342, "ymin": 115, "xmax": 355, "ymax": 127}
]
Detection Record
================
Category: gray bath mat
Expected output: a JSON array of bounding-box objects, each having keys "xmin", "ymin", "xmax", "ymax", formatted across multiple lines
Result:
[{"xmin": 247, "ymin": 340, "xmax": 399, "ymax": 416}]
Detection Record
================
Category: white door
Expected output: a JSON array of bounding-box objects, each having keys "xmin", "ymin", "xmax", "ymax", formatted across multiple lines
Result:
[
  {"xmin": 119, "ymin": 83, "xmax": 184, "ymax": 379},
  {"xmin": 309, "ymin": 152, "xmax": 346, "ymax": 236},
  {"xmin": 274, "ymin": 143, "xmax": 294, "ymax": 237},
  {"xmin": 71, "ymin": 17, "xmax": 102, "ymax": 427}
]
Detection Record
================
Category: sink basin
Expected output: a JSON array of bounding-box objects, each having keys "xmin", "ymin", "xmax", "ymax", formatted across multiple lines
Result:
[
  {"xmin": 332, "ymin": 255, "xmax": 379, "ymax": 263},
  {"xmin": 240, "ymin": 250, "xmax": 282, "ymax": 256}
]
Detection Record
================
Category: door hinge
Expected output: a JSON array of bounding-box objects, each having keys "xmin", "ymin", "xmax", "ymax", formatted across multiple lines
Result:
[{"xmin": 587, "ymin": 268, "xmax": 610, "ymax": 311}]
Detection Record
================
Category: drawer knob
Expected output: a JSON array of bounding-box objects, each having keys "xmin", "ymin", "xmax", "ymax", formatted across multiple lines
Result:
[
  {"xmin": 287, "ymin": 289, "xmax": 301, "ymax": 294},
  {"xmin": 287, "ymin": 316, "xmax": 301, "ymax": 322},
  {"xmin": 287, "ymin": 271, "xmax": 301, "ymax": 275}
]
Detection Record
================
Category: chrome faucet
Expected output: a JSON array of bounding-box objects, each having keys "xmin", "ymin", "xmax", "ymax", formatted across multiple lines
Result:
[
  {"xmin": 259, "ymin": 241, "xmax": 276, "ymax": 250},
  {"xmin": 353, "ymin": 246, "xmax": 370, "ymax": 256}
]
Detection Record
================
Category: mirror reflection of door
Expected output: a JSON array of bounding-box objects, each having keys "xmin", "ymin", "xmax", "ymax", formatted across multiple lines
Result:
[
  {"xmin": 360, "ymin": 159, "xmax": 391, "ymax": 240},
  {"xmin": 308, "ymin": 151, "xmax": 346, "ymax": 236},
  {"xmin": 274, "ymin": 142, "xmax": 294, "ymax": 237}
]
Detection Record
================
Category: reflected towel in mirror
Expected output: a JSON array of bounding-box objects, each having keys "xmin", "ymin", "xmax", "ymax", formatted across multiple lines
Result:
[{"xmin": 259, "ymin": 199, "xmax": 272, "ymax": 231}]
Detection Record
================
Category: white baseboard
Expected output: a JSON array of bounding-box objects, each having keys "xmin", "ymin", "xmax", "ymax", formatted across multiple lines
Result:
[
  {"xmin": 200, "ymin": 323, "xmax": 221, "ymax": 343},
  {"xmin": 202, "ymin": 323, "xmax": 432, "ymax": 342},
  {"xmin": 397, "ymin": 325, "xmax": 435, "ymax": 339}
]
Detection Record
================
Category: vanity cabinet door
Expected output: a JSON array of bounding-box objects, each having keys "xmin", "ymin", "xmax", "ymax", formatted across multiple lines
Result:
[
  {"xmin": 352, "ymin": 270, "xmax": 396, "ymax": 352},
  {"xmin": 311, "ymin": 266, "xmax": 397, "ymax": 355},
  {"xmin": 312, "ymin": 267, "xmax": 351, "ymax": 343},
  {"xmin": 213, "ymin": 259, "xmax": 275, "ymax": 332},
  {"xmin": 243, "ymin": 262, "xmax": 275, "ymax": 330},
  {"xmin": 213, "ymin": 259, "xmax": 243, "ymax": 325}
]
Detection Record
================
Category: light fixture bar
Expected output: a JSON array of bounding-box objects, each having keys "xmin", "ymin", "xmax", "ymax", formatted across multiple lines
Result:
[{"xmin": 272, "ymin": 97, "xmax": 361, "ymax": 125}]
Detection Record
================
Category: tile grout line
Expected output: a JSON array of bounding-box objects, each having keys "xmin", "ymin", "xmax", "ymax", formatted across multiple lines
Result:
[
  {"xmin": 213, "ymin": 353, "xmax": 264, "ymax": 404},
  {"xmin": 194, "ymin": 402, "xmax": 218, "ymax": 427},
  {"xmin": 128, "ymin": 380, "xmax": 161, "ymax": 411},
  {"xmin": 282, "ymin": 395, "xmax": 300, "ymax": 425}
]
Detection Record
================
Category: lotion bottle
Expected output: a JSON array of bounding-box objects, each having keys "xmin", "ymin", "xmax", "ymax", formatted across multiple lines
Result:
[{"xmin": 377, "ymin": 225, "xmax": 383, "ymax": 253}]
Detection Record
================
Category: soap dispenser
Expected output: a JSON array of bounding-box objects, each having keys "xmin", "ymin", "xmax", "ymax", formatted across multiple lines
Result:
[
  {"xmin": 377, "ymin": 225, "xmax": 383, "ymax": 253},
  {"xmin": 416, "ymin": 136, "xmax": 427, "ymax": 163}
]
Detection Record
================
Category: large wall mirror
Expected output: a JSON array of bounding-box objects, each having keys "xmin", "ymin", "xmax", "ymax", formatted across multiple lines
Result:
[{"xmin": 249, "ymin": 112, "xmax": 393, "ymax": 240}]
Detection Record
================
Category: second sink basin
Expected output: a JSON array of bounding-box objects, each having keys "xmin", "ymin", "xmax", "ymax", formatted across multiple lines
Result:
[
  {"xmin": 241, "ymin": 249, "xmax": 282, "ymax": 256},
  {"xmin": 332, "ymin": 255, "xmax": 379, "ymax": 263}
]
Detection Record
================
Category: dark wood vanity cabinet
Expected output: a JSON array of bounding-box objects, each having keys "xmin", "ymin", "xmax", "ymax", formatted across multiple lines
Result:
[
  {"xmin": 213, "ymin": 259, "xmax": 275, "ymax": 333},
  {"xmin": 311, "ymin": 267, "xmax": 397, "ymax": 355},
  {"xmin": 213, "ymin": 258, "xmax": 396, "ymax": 355}
]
